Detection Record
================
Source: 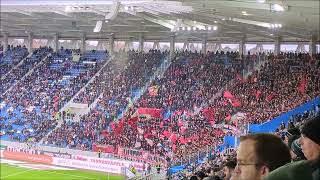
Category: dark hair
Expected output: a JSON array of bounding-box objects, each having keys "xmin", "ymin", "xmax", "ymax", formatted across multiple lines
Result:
[
  {"xmin": 224, "ymin": 159, "xmax": 237, "ymax": 169},
  {"xmin": 190, "ymin": 175, "xmax": 198, "ymax": 180},
  {"xmin": 240, "ymin": 133, "xmax": 291, "ymax": 171}
]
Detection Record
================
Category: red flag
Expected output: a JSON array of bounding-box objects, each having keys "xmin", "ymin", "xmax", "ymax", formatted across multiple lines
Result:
[
  {"xmin": 114, "ymin": 120, "xmax": 125, "ymax": 135},
  {"xmin": 128, "ymin": 116, "xmax": 138, "ymax": 130},
  {"xmin": 178, "ymin": 119, "xmax": 184, "ymax": 127},
  {"xmin": 297, "ymin": 75, "xmax": 308, "ymax": 94},
  {"xmin": 225, "ymin": 113, "xmax": 232, "ymax": 121},
  {"xmin": 236, "ymin": 73, "xmax": 246, "ymax": 83},
  {"xmin": 101, "ymin": 133, "xmax": 109, "ymax": 137},
  {"xmin": 223, "ymin": 91, "xmax": 234, "ymax": 99},
  {"xmin": 146, "ymin": 138, "xmax": 154, "ymax": 146},
  {"xmin": 160, "ymin": 121, "xmax": 164, "ymax": 128},
  {"xmin": 180, "ymin": 126, "xmax": 187, "ymax": 134},
  {"xmin": 266, "ymin": 92, "xmax": 276, "ymax": 102},
  {"xmin": 254, "ymin": 90, "xmax": 262, "ymax": 100},
  {"xmin": 231, "ymin": 99, "xmax": 242, "ymax": 107},
  {"xmin": 137, "ymin": 108, "xmax": 163, "ymax": 118},
  {"xmin": 169, "ymin": 133, "xmax": 178, "ymax": 144},
  {"xmin": 179, "ymin": 137, "xmax": 187, "ymax": 144},
  {"xmin": 163, "ymin": 130, "xmax": 171, "ymax": 138},
  {"xmin": 202, "ymin": 107, "xmax": 215, "ymax": 122}
]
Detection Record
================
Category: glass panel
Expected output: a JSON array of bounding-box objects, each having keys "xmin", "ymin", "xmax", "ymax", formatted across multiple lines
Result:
[
  {"xmin": 262, "ymin": 44, "xmax": 275, "ymax": 52},
  {"xmin": 114, "ymin": 41, "xmax": 125, "ymax": 52},
  {"xmin": 132, "ymin": 41, "xmax": 139, "ymax": 51},
  {"xmin": 280, "ymin": 44, "xmax": 298, "ymax": 52},
  {"xmin": 159, "ymin": 42, "xmax": 170, "ymax": 51},
  {"xmin": 143, "ymin": 42, "xmax": 154, "ymax": 52},
  {"xmin": 221, "ymin": 43, "xmax": 239, "ymax": 52},
  {"xmin": 175, "ymin": 43, "xmax": 184, "ymax": 51}
]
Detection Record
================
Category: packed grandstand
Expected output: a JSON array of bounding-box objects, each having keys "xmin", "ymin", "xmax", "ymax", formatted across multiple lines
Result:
[
  {"xmin": 1, "ymin": 0, "xmax": 320, "ymax": 180},
  {"xmin": 1, "ymin": 43, "xmax": 320, "ymax": 179}
]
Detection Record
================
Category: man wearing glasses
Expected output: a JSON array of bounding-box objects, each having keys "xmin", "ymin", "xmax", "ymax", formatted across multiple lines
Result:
[{"xmin": 230, "ymin": 133, "xmax": 291, "ymax": 180}]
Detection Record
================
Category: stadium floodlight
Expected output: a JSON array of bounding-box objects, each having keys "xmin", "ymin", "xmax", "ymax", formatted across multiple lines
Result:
[
  {"xmin": 256, "ymin": 0, "xmax": 265, "ymax": 3},
  {"xmin": 208, "ymin": 26, "xmax": 212, "ymax": 31},
  {"xmin": 271, "ymin": 4, "xmax": 284, "ymax": 12},
  {"xmin": 213, "ymin": 26, "xmax": 218, "ymax": 30},
  {"xmin": 193, "ymin": 26, "xmax": 197, "ymax": 31},
  {"xmin": 187, "ymin": 26, "xmax": 191, "ymax": 31}
]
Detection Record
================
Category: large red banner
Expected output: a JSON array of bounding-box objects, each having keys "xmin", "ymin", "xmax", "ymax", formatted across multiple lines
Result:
[{"xmin": 92, "ymin": 144, "xmax": 115, "ymax": 153}]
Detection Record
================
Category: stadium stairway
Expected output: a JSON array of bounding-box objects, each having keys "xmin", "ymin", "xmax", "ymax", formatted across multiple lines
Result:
[
  {"xmin": 117, "ymin": 55, "xmax": 172, "ymax": 120},
  {"xmin": 58, "ymin": 54, "xmax": 114, "ymax": 115},
  {"xmin": 243, "ymin": 54, "xmax": 266, "ymax": 79},
  {"xmin": 3, "ymin": 53, "xmax": 51, "ymax": 95},
  {"xmin": 38, "ymin": 55, "xmax": 113, "ymax": 145},
  {"xmin": 192, "ymin": 55, "xmax": 267, "ymax": 119}
]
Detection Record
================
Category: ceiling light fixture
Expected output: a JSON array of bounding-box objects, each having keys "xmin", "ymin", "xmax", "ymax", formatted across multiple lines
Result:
[
  {"xmin": 271, "ymin": 4, "xmax": 284, "ymax": 12},
  {"xmin": 213, "ymin": 26, "xmax": 218, "ymax": 30},
  {"xmin": 187, "ymin": 26, "xmax": 191, "ymax": 31},
  {"xmin": 269, "ymin": 23, "xmax": 282, "ymax": 29},
  {"xmin": 256, "ymin": 0, "xmax": 265, "ymax": 3}
]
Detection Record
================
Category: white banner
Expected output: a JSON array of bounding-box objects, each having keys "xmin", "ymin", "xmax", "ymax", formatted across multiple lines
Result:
[
  {"xmin": 72, "ymin": 155, "xmax": 144, "ymax": 170},
  {"xmin": 52, "ymin": 157, "xmax": 122, "ymax": 174}
]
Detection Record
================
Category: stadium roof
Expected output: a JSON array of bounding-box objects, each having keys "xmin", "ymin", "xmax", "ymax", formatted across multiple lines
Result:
[{"xmin": 1, "ymin": 0, "xmax": 319, "ymax": 42}]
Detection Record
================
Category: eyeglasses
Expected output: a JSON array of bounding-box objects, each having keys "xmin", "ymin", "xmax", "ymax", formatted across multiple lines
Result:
[
  {"xmin": 236, "ymin": 162, "xmax": 268, "ymax": 168},
  {"xmin": 236, "ymin": 162, "xmax": 259, "ymax": 167}
]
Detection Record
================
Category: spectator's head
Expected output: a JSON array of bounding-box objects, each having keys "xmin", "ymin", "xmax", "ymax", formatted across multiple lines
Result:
[
  {"xmin": 190, "ymin": 175, "xmax": 199, "ymax": 180},
  {"xmin": 223, "ymin": 160, "xmax": 236, "ymax": 180},
  {"xmin": 196, "ymin": 171, "xmax": 207, "ymax": 180},
  {"xmin": 299, "ymin": 115, "xmax": 320, "ymax": 160},
  {"xmin": 231, "ymin": 133, "xmax": 291, "ymax": 180}
]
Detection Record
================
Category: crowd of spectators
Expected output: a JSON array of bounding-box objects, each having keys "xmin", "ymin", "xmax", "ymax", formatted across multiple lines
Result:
[
  {"xmin": 203, "ymin": 52, "xmax": 320, "ymax": 129},
  {"xmin": 0, "ymin": 47, "xmax": 52, "ymax": 94},
  {"xmin": 44, "ymin": 49, "xmax": 168, "ymax": 149},
  {"xmin": 170, "ymin": 105, "xmax": 320, "ymax": 180},
  {"xmin": 0, "ymin": 45, "xmax": 29, "ymax": 78},
  {"xmin": 0, "ymin": 48, "xmax": 107, "ymax": 142},
  {"xmin": 1, "ymin": 46, "xmax": 320, "ymax": 180}
]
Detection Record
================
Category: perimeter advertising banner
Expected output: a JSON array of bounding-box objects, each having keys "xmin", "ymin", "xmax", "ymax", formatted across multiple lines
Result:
[
  {"xmin": 2, "ymin": 150, "xmax": 53, "ymax": 164},
  {"xmin": 2, "ymin": 149, "xmax": 144, "ymax": 174},
  {"xmin": 52, "ymin": 157, "xmax": 122, "ymax": 174}
]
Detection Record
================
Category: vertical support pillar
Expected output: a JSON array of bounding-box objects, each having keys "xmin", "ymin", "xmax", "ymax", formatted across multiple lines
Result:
[
  {"xmin": 109, "ymin": 34, "xmax": 114, "ymax": 55},
  {"xmin": 309, "ymin": 34, "xmax": 317, "ymax": 55},
  {"xmin": 28, "ymin": 32, "xmax": 33, "ymax": 53},
  {"xmin": 202, "ymin": 38, "xmax": 207, "ymax": 54},
  {"xmin": 170, "ymin": 34, "xmax": 175, "ymax": 59},
  {"xmin": 275, "ymin": 36, "xmax": 281, "ymax": 55},
  {"xmin": 81, "ymin": 33, "xmax": 86, "ymax": 53},
  {"xmin": 139, "ymin": 34, "xmax": 144, "ymax": 52},
  {"xmin": 54, "ymin": 33, "xmax": 59, "ymax": 52},
  {"xmin": 239, "ymin": 37, "xmax": 246, "ymax": 56},
  {"xmin": 3, "ymin": 33, "xmax": 8, "ymax": 52}
]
